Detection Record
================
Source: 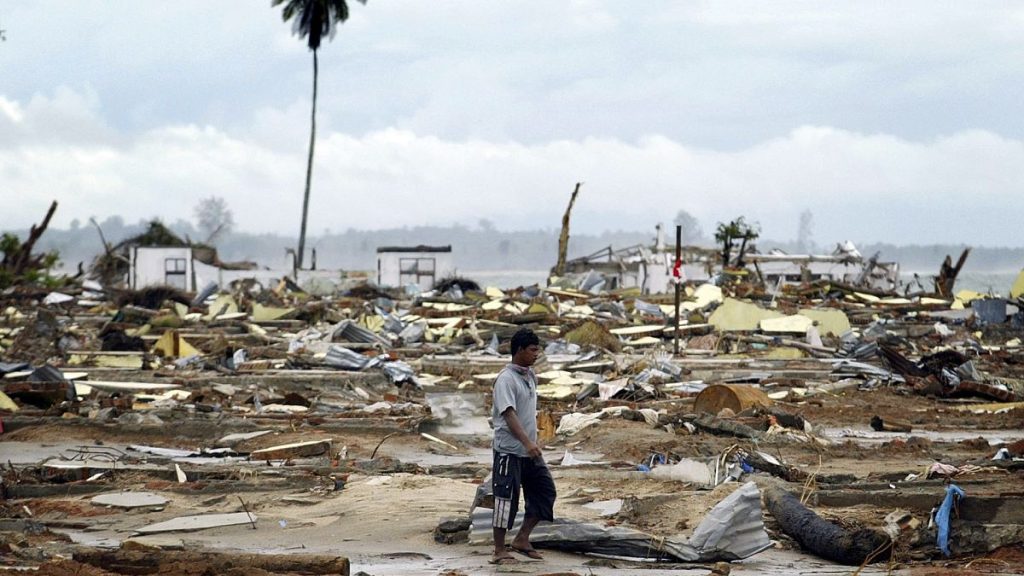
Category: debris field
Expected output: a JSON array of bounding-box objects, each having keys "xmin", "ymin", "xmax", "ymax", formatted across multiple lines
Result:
[{"xmin": 2, "ymin": 267, "xmax": 1024, "ymax": 576}]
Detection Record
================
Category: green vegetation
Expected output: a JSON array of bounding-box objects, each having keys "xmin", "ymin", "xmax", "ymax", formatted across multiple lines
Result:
[{"xmin": 715, "ymin": 216, "xmax": 760, "ymax": 268}]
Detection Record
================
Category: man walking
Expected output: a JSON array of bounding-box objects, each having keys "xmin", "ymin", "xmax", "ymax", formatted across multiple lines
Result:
[{"xmin": 490, "ymin": 327, "xmax": 556, "ymax": 565}]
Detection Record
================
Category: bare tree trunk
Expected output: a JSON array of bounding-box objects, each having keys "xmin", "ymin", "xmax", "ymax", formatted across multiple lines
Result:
[
  {"xmin": 763, "ymin": 484, "xmax": 890, "ymax": 566},
  {"xmin": 297, "ymin": 48, "xmax": 319, "ymax": 271},
  {"xmin": 934, "ymin": 248, "xmax": 970, "ymax": 297},
  {"xmin": 1, "ymin": 201, "xmax": 58, "ymax": 287},
  {"xmin": 554, "ymin": 182, "xmax": 582, "ymax": 276}
]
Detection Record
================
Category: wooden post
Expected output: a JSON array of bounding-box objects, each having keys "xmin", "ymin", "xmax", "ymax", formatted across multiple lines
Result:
[{"xmin": 674, "ymin": 224, "xmax": 682, "ymax": 355}]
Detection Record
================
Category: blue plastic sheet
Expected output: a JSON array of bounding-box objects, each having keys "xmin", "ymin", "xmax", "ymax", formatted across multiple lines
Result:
[{"xmin": 937, "ymin": 483, "xmax": 965, "ymax": 557}]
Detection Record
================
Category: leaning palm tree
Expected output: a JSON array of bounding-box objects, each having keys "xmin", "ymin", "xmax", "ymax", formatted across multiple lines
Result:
[{"xmin": 273, "ymin": 0, "xmax": 366, "ymax": 270}]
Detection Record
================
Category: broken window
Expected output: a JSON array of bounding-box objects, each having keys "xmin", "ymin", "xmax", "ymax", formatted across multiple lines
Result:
[{"xmin": 399, "ymin": 257, "xmax": 436, "ymax": 287}]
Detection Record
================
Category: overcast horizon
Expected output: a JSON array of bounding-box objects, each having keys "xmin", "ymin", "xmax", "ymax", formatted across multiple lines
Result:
[{"xmin": 3, "ymin": 2, "xmax": 1024, "ymax": 247}]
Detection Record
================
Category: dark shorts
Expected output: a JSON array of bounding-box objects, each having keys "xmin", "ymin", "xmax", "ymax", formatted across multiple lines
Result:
[{"xmin": 492, "ymin": 451, "xmax": 556, "ymax": 530}]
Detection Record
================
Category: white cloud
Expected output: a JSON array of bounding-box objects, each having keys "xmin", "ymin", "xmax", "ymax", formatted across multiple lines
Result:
[
  {"xmin": 1, "ymin": 89, "xmax": 1022, "ymax": 246},
  {"xmin": 0, "ymin": 97, "xmax": 24, "ymax": 124}
]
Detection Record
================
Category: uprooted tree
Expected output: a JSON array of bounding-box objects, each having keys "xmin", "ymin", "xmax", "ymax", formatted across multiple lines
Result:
[
  {"xmin": 714, "ymin": 216, "xmax": 760, "ymax": 268},
  {"xmin": 0, "ymin": 200, "xmax": 62, "ymax": 289}
]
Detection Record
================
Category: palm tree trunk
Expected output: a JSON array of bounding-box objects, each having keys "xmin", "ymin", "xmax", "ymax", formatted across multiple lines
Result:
[{"xmin": 297, "ymin": 48, "xmax": 319, "ymax": 271}]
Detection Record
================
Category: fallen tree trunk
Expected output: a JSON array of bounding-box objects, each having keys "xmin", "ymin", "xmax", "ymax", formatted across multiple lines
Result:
[
  {"xmin": 693, "ymin": 413, "xmax": 762, "ymax": 439},
  {"xmin": 763, "ymin": 485, "xmax": 890, "ymax": 566},
  {"xmin": 74, "ymin": 545, "xmax": 350, "ymax": 575}
]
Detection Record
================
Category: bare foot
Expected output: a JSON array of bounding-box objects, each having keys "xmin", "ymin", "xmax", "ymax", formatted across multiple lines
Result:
[{"xmin": 489, "ymin": 551, "xmax": 518, "ymax": 565}]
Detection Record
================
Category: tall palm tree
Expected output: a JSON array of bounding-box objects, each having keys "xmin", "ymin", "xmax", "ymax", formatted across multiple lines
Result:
[{"xmin": 273, "ymin": 0, "xmax": 366, "ymax": 270}]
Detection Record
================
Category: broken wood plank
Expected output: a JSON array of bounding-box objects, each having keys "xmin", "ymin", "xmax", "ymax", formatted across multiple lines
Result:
[{"xmin": 250, "ymin": 439, "xmax": 332, "ymax": 461}]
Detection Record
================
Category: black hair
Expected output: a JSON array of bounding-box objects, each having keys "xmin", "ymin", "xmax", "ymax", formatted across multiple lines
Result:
[{"xmin": 510, "ymin": 327, "xmax": 540, "ymax": 356}]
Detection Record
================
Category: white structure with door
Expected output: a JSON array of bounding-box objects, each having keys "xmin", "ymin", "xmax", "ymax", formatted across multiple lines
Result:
[{"xmin": 376, "ymin": 245, "xmax": 454, "ymax": 290}]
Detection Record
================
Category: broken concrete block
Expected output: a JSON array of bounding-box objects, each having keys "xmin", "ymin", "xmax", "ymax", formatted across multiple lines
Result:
[
  {"xmin": 135, "ymin": 512, "xmax": 257, "ymax": 534},
  {"xmin": 91, "ymin": 492, "xmax": 169, "ymax": 509}
]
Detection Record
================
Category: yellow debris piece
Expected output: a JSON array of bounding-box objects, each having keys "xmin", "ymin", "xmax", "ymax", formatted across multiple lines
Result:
[
  {"xmin": 760, "ymin": 315, "xmax": 814, "ymax": 334},
  {"xmin": 68, "ymin": 353, "xmax": 145, "ymax": 369},
  {"xmin": 626, "ymin": 336, "xmax": 662, "ymax": 347},
  {"xmin": 536, "ymin": 384, "xmax": 577, "ymax": 400},
  {"xmin": 360, "ymin": 314, "xmax": 385, "ymax": 332},
  {"xmin": 125, "ymin": 324, "xmax": 151, "ymax": 337},
  {"xmin": 879, "ymin": 298, "xmax": 912, "ymax": 305},
  {"xmin": 766, "ymin": 347, "xmax": 806, "ymax": 359},
  {"xmin": 527, "ymin": 302, "xmax": 552, "ymax": 314},
  {"xmin": 152, "ymin": 330, "xmax": 201, "ymax": 358},
  {"xmin": 1011, "ymin": 270, "xmax": 1024, "ymax": 299},
  {"xmin": 0, "ymin": 390, "xmax": 19, "ymax": 412},
  {"xmin": 251, "ymin": 303, "xmax": 294, "ymax": 323},
  {"xmin": 798, "ymin": 308, "xmax": 852, "ymax": 337},
  {"xmin": 537, "ymin": 370, "xmax": 572, "ymax": 382},
  {"xmin": 690, "ymin": 284, "xmax": 724, "ymax": 308},
  {"xmin": 709, "ymin": 298, "xmax": 784, "ymax": 332},
  {"xmin": 203, "ymin": 295, "xmax": 238, "ymax": 321}
]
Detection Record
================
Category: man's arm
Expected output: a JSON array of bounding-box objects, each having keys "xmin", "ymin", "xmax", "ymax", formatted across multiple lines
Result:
[{"xmin": 501, "ymin": 407, "xmax": 542, "ymax": 459}]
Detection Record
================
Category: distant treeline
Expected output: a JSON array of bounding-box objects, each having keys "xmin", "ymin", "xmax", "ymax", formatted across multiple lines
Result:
[{"xmin": 11, "ymin": 215, "xmax": 1024, "ymax": 277}]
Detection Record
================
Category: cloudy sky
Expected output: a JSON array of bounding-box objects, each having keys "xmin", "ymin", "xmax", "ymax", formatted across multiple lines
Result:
[{"xmin": 2, "ymin": 1, "xmax": 1024, "ymax": 246}]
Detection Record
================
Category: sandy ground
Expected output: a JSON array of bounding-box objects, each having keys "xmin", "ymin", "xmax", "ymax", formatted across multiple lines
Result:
[{"xmin": 3, "ymin": 386, "xmax": 1024, "ymax": 575}]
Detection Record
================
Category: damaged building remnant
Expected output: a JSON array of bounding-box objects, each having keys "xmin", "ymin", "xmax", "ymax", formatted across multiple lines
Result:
[{"xmin": 376, "ymin": 245, "xmax": 455, "ymax": 291}]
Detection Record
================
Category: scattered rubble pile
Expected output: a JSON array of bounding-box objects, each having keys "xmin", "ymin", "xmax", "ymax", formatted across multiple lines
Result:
[{"xmin": 1, "ymin": 265, "xmax": 1024, "ymax": 575}]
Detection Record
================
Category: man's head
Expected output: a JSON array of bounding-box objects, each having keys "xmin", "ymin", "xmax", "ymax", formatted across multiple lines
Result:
[{"xmin": 510, "ymin": 328, "xmax": 541, "ymax": 367}]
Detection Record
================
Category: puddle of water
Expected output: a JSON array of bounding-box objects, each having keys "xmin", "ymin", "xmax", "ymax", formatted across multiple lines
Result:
[
  {"xmin": 823, "ymin": 426, "xmax": 1024, "ymax": 446},
  {"xmin": 424, "ymin": 392, "xmax": 491, "ymax": 436}
]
